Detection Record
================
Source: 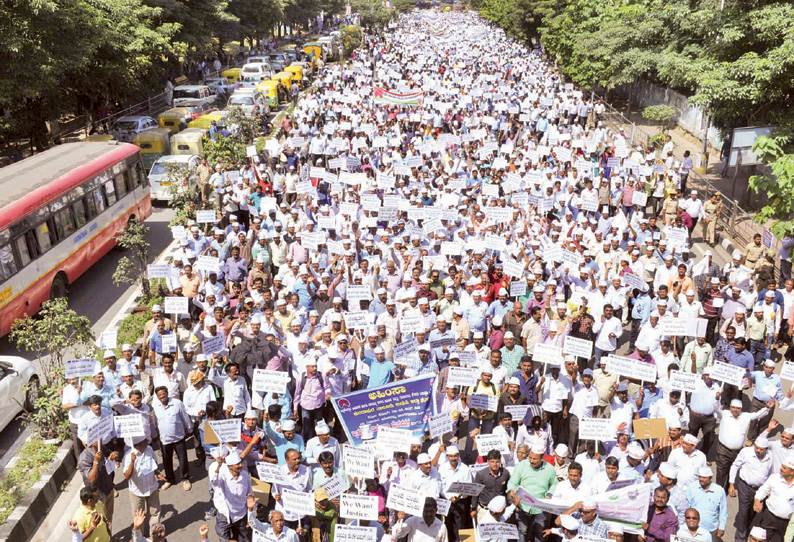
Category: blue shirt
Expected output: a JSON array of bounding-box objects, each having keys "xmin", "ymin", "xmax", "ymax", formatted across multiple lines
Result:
[
  {"xmin": 511, "ymin": 370, "xmax": 539, "ymax": 404},
  {"xmin": 428, "ymin": 329, "xmax": 456, "ymax": 368},
  {"xmin": 726, "ymin": 348, "xmax": 754, "ymax": 371},
  {"xmin": 291, "ymin": 278, "xmax": 313, "ymax": 311},
  {"xmin": 486, "ymin": 299, "xmax": 510, "ymax": 321},
  {"xmin": 152, "ymin": 398, "xmax": 191, "ymax": 445},
  {"xmin": 686, "ymin": 482, "xmax": 728, "ymax": 531},
  {"xmin": 367, "ymin": 358, "xmax": 395, "ymax": 388},
  {"xmin": 264, "ymin": 424, "xmax": 305, "ymax": 464},
  {"xmin": 749, "ymin": 371, "xmax": 784, "ymax": 402},
  {"xmin": 638, "ymin": 386, "xmax": 664, "ymax": 418},
  {"xmin": 632, "ymin": 294, "xmax": 652, "ymax": 325}
]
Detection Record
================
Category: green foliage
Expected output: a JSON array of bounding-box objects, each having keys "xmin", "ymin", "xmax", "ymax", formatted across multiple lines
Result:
[
  {"xmin": 0, "ymin": 438, "xmax": 59, "ymax": 524},
  {"xmin": 341, "ymin": 26, "xmax": 363, "ymax": 57},
  {"xmin": 204, "ymin": 134, "xmax": 250, "ymax": 168},
  {"xmin": 112, "ymin": 220, "xmax": 152, "ymax": 298},
  {"xmin": 749, "ymin": 135, "xmax": 794, "ymax": 242},
  {"xmin": 642, "ymin": 105, "xmax": 678, "ymax": 135},
  {"xmin": 165, "ymin": 162, "xmax": 204, "ymax": 228},
  {"xmin": 24, "ymin": 368, "xmax": 71, "ymax": 441},
  {"xmin": 353, "ymin": 0, "xmax": 390, "ymax": 29},
  {"xmin": 227, "ymin": 105, "xmax": 262, "ymax": 143},
  {"xmin": 9, "ymin": 298, "xmax": 95, "ymax": 386}
]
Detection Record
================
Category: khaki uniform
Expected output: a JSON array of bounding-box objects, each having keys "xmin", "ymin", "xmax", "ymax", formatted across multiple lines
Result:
[
  {"xmin": 744, "ymin": 242, "xmax": 766, "ymax": 270},
  {"xmin": 662, "ymin": 197, "xmax": 679, "ymax": 225},
  {"xmin": 703, "ymin": 200, "xmax": 720, "ymax": 244}
]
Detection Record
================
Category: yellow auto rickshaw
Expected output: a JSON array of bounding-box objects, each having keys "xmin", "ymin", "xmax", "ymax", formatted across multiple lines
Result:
[
  {"xmin": 133, "ymin": 127, "xmax": 171, "ymax": 171},
  {"xmin": 170, "ymin": 128, "xmax": 207, "ymax": 157},
  {"xmin": 303, "ymin": 43, "xmax": 325, "ymax": 64},
  {"xmin": 256, "ymin": 80, "xmax": 280, "ymax": 109},
  {"xmin": 188, "ymin": 111, "xmax": 230, "ymax": 130},
  {"xmin": 284, "ymin": 65, "xmax": 304, "ymax": 87},
  {"xmin": 158, "ymin": 107, "xmax": 193, "ymax": 133},
  {"xmin": 222, "ymin": 67, "xmax": 242, "ymax": 83},
  {"xmin": 272, "ymin": 71, "xmax": 294, "ymax": 87},
  {"xmin": 85, "ymin": 134, "xmax": 114, "ymax": 142}
]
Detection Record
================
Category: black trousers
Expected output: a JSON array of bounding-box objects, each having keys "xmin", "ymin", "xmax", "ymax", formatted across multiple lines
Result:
[
  {"xmin": 161, "ymin": 438, "xmax": 190, "ymax": 483},
  {"xmin": 734, "ymin": 477, "xmax": 760, "ymax": 542},
  {"xmin": 688, "ymin": 411, "xmax": 717, "ymax": 458},
  {"xmin": 754, "ymin": 506, "xmax": 790, "ymax": 542},
  {"xmin": 300, "ymin": 405, "xmax": 326, "ymax": 442},
  {"xmin": 445, "ymin": 498, "xmax": 472, "ymax": 542},
  {"xmin": 216, "ymin": 512, "xmax": 251, "ymax": 542},
  {"xmin": 546, "ymin": 410, "xmax": 565, "ymax": 449},
  {"xmin": 715, "ymin": 441, "xmax": 740, "ymax": 489},
  {"xmin": 748, "ymin": 397, "xmax": 775, "ymax": 441}
]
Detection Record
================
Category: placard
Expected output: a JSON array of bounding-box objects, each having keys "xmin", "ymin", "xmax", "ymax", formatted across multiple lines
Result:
[
  {"xmin": 256, "ymin": 462, "xmax": 289, "ymax": 484},
  {"xmin": 510, "ymin": 281, "xmax": 527, "ymax": 297},
  {"xmin": 65, "ymin": 358, "xmax": 98, "ymax": 379},
  {"xmin": 623, "ymin": 273, "xmax": 645, "ymax": 290},
  {"xmin": 782, "ymin": 361, "xmax": 794, "ymax": 381},
  {"xmin": 99, "ymin": 330, "xmax": 117, "ymax": 350},
  {"xmin": 400, "ymin": 313, "xmax": 424, "ymax": 335},
  {"xmin": 339, "ymin": 495, "xmax": 379, "ymax": 522},
  {"xmin": 86, "ymin": 415, "xmax": 114, "ymax": 444},
  {"xmin": 171, "ymin": 226, "xmax": 186, "ymax": 240},
  {"xmin": 114, "ymin": 414, "xmax": 146, "ymax": 438},
  {"xmin": 563, "ymin": 336, "xmax": 593, "ymax": 359},
  {"xmin": 321, "ymin": 472, "xmax": 349, "ymax": 499},
  {"xmin": 147, "ymin": 264, "xmax": 172, "ymax": 279},
  {"xmin": 252, "ymin": 369, "xmax": 289, "ymax": 394},
  {"xmin": 533, "ymin": 344, "xmax": 563, "ymax": 366},
  {"xmin": 394, "ymin": 338, "xmax": 419, "ymax": 363},
  {"xmin": 282, "ymin": 488, "xmax": 317, "ymax": 518},
  {"xmin": 344, "ymin": 311, "xmax": 370, "ymax": 329},
  {"xmin": 385, "ymin": 484, "xmax": 425, "ymax": 516},
  {"xmin": 446, "ymin": 482, "xmax": 486, "ymax": 497},
  {"xmin": 632, "ymin": 418, "xmax": 669, "ymax": 439},
  {"xmin": 343, "ymin": 445, "xmax": 375, "ymax": 479},
  {"xmin": 631, "ymin": 191, "xmax": 648, "ymax": 207},
  {"xmin": 208, "ymin": 419, "xmax": 241, "ymax": 443},
  {"xmin": 347, "ymin": 285, "xmax": 372, "ymax": 302},
  {"xmin": 429, "ymin": 413, "xmax": 453, "ymax": 438},
  {"xmin": 578, "ymin": 417, "xmax": 614, "ymax": 441},
  {"xmin": 605, "ymin": 355, "xmax": 657, "ymax": 382},
  {"xmin": 711, "ymin": 361, "xmax": 745, "ymax": 387},
  {"xmin": 475, "ymin": 433, "xmax": 509, "ymax": 455},
  {"xmin": 429, "ymin": 336, "xmax": 456, "ymax": 350},
  {"xmin": 197, "ymin": 255, "xmax": 220, "ymax": 274},
  {"xmin": 202, "ymin": 334, "xmax": 225, "ymax": 355},
  {"xmin": 669, "ymin": 370, "xmax": 698, "ymax": 392},
  {"xmin": 376, "ymin": 427, "xmax": 411, "ymax": 457},
  {"xmin": 659, "ymin": 318, "xmax": 688, "ymax": 337},
  {"xmin": 468, "ymin": 393, "xmax": 498, "ymax": 412},
  {"xmin": 161, "ymin": 333, "xmax": 177, "ymax": 353},
  {"xmin": 504, "ymin": 404, "xmax": 529, "ymax": 421},
  {"xmin": 448, "ymin": 367, "xmax": 478, "ymax": 388},
  {"xmin": 196, "ymin": 210, "xmax": 217, "ymax": 223},
  {"xmin": 164, "ymin": 296, "xmax": 189, "ymax": 314},
  {"xmin": 478, "ymin": 524, "xmax": 519, "ymax": 540}
]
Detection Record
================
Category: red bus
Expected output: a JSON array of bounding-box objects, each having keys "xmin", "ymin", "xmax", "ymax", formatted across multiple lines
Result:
[{"xmin": 0, "ymin": 141, "xmax": 152, "ymax": 336}]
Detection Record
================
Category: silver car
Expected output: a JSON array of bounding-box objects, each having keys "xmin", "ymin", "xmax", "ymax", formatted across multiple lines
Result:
[
  {"xmin": 0, "ymin": 356, "xmax": 39, "ymax": 432},
  {"xmin": 111, "ymin": 116, "xmax": 158, "ymax": 142}
]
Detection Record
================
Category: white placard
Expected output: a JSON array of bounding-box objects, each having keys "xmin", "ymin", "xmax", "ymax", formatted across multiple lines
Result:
[
  {"xmin": 252, "ymin": 369, "xmax": 289, "ymax": 394},
  {"xmin": 202, "ymin": 334, "xmax": 225, "ymax": 355},
  {"xmin": 781, "ymin": 361, "xmax": 794, "ymax": 381},
  {"xmin": 448, "ymin": 367, "xmax": 479, "ymax": 388},
  {"xmin": 376, "ymin": 427, "xmax": 411, "ymax": 457},
  {"xmin": 711, "ymin": 361, "xmax": 746, "ymax": 387},
  {"xmin": 196, "ymin": 210, "xmax": 217, "ymax": 223},
  {"xmin": 504, "ymin": 404, "xmax": 529, "ymax": 421},
  {"xmin": 256, "ymin": 462, "xmax": 289, "ymax": 484},
  {"xmin": 631, "ymin": 191, "xmax": 648, "ymax": 207},
  {"xmin": 147, "ymin": 264, "xmax": 172, "ymax": 279},
  {"xmin": 533, "ymin": 344, "xmax": 563, "ymax": 366},
  {"xmin": 164, "ymin": 297, "xmax": 189, "ymax": 314},
  {"xmin": 161, "ymin": 333, "xmax": 177, "ymax": 353},
  {"xmin": 197, "ymin": 255, "xmax": 220, "ymax": 274},
  {"xmin": 475, "ymin": 433, "xmax": 509, "ymax": 455},
  {"xmin": 400, "ymin": 314, "xmax": 424, "ymax": 335},
  {"xmin": 385, "ymin": 484, "xmax": 425, "ymax": 516},
  {"xmin": 510, "ymin": 281, "xmax": 527, "ymax": 297},
  {"xmin": 446, "ymin": 481, "xmax": 486, "ymax": 496},
  {"xmin": 282, "ymin": 488, "xmax": 317, "ymax": 518},
  {"xmin": 171, "ymin": 226, "xmax": 186, "ymax": 240},
  {"xmin": 343, "ymin": 445, "xmax": 375, "ymax": 479},
  {"xmin": 99, "ymin": 330, "xmax": 118, "ymax": 350},
  {"xmin": 87, "ymin": 415, "xmax": 114, "ymax": 444},
  {"xmin": 469, "ymin": 393, "xmax": 498, "ymax": 411},
  {"xmin": 208, "ymin": 419, "xmax": 241, "ymax": 443},
  {"xmin": 321, "ymin": 472, "xmax": 349, "ymax": 499},
  {"xmin": 339, "ymin": 495, "xmax": 379, "ymax": 522},
  {"xmin": 114, "ymin": 414, "xmax": 146, "ymax": 438},
  {"xmin": 429, "ymin": 413, "xmax": 453, "ymax": 438},
  {"xmin": 347, "ymin": 285, "xmax": 372, "ymax": 302},
  {"xmin": 659, "ymin": 318, "xmax": 689, "ymax": 336},
  {"xmin": 65, "ymin": 358, "xmax": 98, "ymax": 379},
  {"xmin": 669, "ymin": 370, "xmax": 698, "ymax": 392},
  {"xmin": 623, "ymin": 273, "xmax": 645, "ymax": 290},
  {"xmin": 605, "ymin": 355, "xmax": 658, "ymax": 382},
  {"xmin": 563, "ymin": 336, "xmax": 593, "ymax": 359},
  {"xmin": 578, "ymin": 417, "xmax": 615, "ymax": 441},
  {"xmin": 478, "ymin": 523, "xmax": 519, "ymax": 540}
]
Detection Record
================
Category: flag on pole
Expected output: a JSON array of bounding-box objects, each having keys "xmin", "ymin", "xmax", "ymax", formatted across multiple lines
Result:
[{"xmin": 372, "ymin": 87, "xmax": 424, "ymax": 106}]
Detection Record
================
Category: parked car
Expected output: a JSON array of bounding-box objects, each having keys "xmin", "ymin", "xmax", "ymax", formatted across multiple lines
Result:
[
  {"xmin": 179, "ymin": 99, "xmax": 220, "ymax": 118},
  {"xmin": 172, "ymin": 85, "xmax": 215, "ymax": 107},
  {"xmin": 147, "ymin": 154, "xmax": 201, "ymax": 201},
  {"xmin": 268, "ymin": 53, "xmax": 289, "ymax": 72},
  {"xmin": 204, "ymin": 77, "xmax": 236, "ymax": 97},
  {"xmin": 110, "ymin": 116, "xmax": 158, "ymax": 142},
  {"xmin": 226, "ymin": 89, "xmax": 269, "ymax": 117},
  {"xmin": 0, "ymin": 356, "xmax": 39, "ymax": 432}
]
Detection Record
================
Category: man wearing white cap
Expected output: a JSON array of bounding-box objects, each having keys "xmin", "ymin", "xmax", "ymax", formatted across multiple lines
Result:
[
  {"xmin": 759, "ymin": 421, "xmax": 794, "ymax": 472},
  {"xmin": 438, "ymin": 445, "xmax": 471, "ymax": 542},
  {"xmin": 668, "ymin": 433, "xmax": 708, "ymax": 490},
  {"xmin": 747, "ymin": 359, "xmax": 784, "ymax": 441},
  {"xmin": 100, "ymin": 350, "xmax": 124, "ymax": 392},
  {"xmin": 393, "ymin": 497, "xmax": 447, "ymax": 542},
  {"xmin": 304, "ymin": 422, "xmax": 341, "ymax": 468},
  {"xmin": 428, "ymin": 315, "xmax": 455, "ymax": 369},
  {"xmin": 749, "ymin": 526, "xmax": 768, "ymax": 542},
  {"xmin": 716, "ymin": 398, "xmax": 772, "ymax": 489},
  {"xmin": 82, "ymin": 363, "xmax": 116, "ymax": 409},
  {"xmin": 753, "ymin": 453, "xmax": 794, "ymax": 542},
  {"xmin": 544, "ymin": 513, "xmax": 581, "ymax": 540},
  {"xmin": 209, "ymin": 448, "xmax": 253, "ymax": 542},
  {"xmin": 463, "ymin": 364, "xmax": 499, "ymax": 462},
  {"xmin": 731, "ymin": 436, "xmax": 774, "ymax": 542},
  {"xmin": 686, "ymin": 466, "xmax": 727, "ymax": 538},
  {"xmin": 405, "ymin": 453, "xmax": 443, "ymax": 499}
]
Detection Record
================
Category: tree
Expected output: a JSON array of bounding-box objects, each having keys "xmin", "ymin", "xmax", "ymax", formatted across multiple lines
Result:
[
  {"xmin": 642, "ymin": 105, "xmax": 678, "ymax": 135},
  {"xmin": 9, "ymin": 298, "xmax": 95, "ymax": 387},
  {"xmin": 748, "ymin": 135, "xmax": 794, "ymax": 240},
  {"xmin": 112, "ymin": 220, "xmax": 153, "ymax": 298}
]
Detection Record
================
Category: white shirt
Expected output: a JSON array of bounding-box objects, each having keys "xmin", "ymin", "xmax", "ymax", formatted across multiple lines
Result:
[
  {"xmin": 552, "ymin": 479, "xmax": 593, "ymax": 501},
  {"xmin": 574, "ymin": 451, "xmax": 605, "ymax": 485},
  {"xmin": 593, "ymin": 316, "xmax": 623, "ymax": 352},
  {"xmin": 649, "ymin": 400, "xmax": 690, "ymax": 429},
  {"xmin": 539, "ymin": 376, "xmax": 572, "ymax": 413},
  {"xmin": 183, "ymin": 384, "xmax": 215, "ymax": 417},
  {"xmin": 406, "ymin": 467, "xmax": 444, "ymax": 499},
  {"xmin": 667, "ymin": 447, "xmax": 707, "ymax": 489},
  {"xmin": 210, "ymin": 463, "xmax": 253, "ymax": 522},
  {"xmin": 273, "ymin": 464, "xmax": 312, "ymax": 522},
  {"xmin": 569, "ymin": 384, "xmax": 599, "ymax": 419},
  {"xmin": 393, "ymin": 516, "xmax": 448, "ymax": 542},
  {"xmin": 756, "ymin": 473, "xmax": 794, "ymax": 519},
  {"xmin": 223, "ymin": 377, "xmax": 251, "ymax": 416},
  {"xmin": 122, "ymin": 446, "xmax": 160, "ymax": 497},
  {"xmin": 62, "ymin": 383, "xmax": 87, "ymax": 424},
  {"xmin": 729, "ymin": 447, "xmax": 773, "ymax": 486},
  {"xmin": 759, "ymin": 432, "xmax": 794, "ymax": 472},
  {"xmin": 718, "ymin": 408, "xmax": 769, "ymax": 450}
]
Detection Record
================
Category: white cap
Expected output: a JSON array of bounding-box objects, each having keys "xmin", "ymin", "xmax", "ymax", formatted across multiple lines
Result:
[
  {"xmin": 446, "ymin": 445, "xmax": 460, "ymax": 455},
  {"xmin": 628, "ymin": 444, "xmax": 644, "ymax": 460},
  {"xmin": 658, "ymin": 462, "xmax": 677, "ymax": 479},
  {"xmin": 122, "ymin": 343, "xmax": 133, "ymax": 351},
  {"xmin": 504, "ymin": 331, "xmax": 514, "ymax": 339},
  {"xmin": 488, "ymin": 495, "xmax": 506, "ymax": 513},
  {"xmin": 508, "ymin": 377, "xmax": 521, "ymax": 386},
  {"xmin": 316, "ymin": 422, "xmax": 331, "ymax": 435},
  {"xmin": 756, "ymin": 436, "xmax": 770, "ymax": 448},
  {"xmin": 225, "ymin": 450, "xmax": 243, "ymax": 466},
  {"xmin": 683, "ymin": 434, "xmax": 699, "ymax": 445},
  {"xmin": 243, "ymin": 409, "xmax": 257, "ymax": 419},
  {"xmin": 281, "ymin": 420, "xmax": 296, "ymax": 431},
  {"xmin": 560, "ymin": 515, "xmax": 579, "ymax": 531},
  {"xmin": 730, "ymin": 399, "xmax": 743, "ymax": 408},
  {"xmin": 750, "ymin": 527, "xmax": 767, "ymax": 540},
  {"xmin": 554, "ymin": 444, "xmax": 569, "ymax": 457},
  {"xmin": 417, "ymin": 453, "xmax": 432, "ymax": 464},
  {"xmin": 696, "ymin": 466, "xmax": 713, "ymax": 478},
  {"xmin": 103, "ymin": 349, "xmax": 116, "ymax": 359},
  {"xmin": 609, "ymin": 524, "xmax": 624, "ymax": 535},
  {"xmin": 119, "ymin": 364, "xmax": 133, "ymax": 377}
]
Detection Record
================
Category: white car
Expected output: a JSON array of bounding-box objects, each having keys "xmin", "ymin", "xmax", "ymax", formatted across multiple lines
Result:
[
  {"xmin": 227, "ymin": 90, "xmax": 269, "ymax": 117},
  {"xmin": 0, "ymin": 356, "xmax": 39, "ymax": 431},
  {"xmin": 111, "ymin": 116, "xmax": 158, "ymax": 143},
  {"xmin": 147, "ymin": 154, "xmax": 201, "ymax": 201}
]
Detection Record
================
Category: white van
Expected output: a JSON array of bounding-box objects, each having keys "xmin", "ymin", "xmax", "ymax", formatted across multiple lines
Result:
[
  {"xmin": 147, "ymin": 154, "xmax": 201, "ymax": 201},
  {"xmin": 172, "ymin": 85, "xmax": 215, "ymax": 107}
]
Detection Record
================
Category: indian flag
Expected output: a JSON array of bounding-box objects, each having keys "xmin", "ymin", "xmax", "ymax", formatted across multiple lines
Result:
[{"xmin": 372, "ymin": 87, "xmax": 424, "ymax": 106}]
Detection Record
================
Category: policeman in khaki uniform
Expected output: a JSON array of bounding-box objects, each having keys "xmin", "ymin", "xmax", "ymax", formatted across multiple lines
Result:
[
  {"xmin": 745, "ymin": 233, "xmax": 767, "ymax": 271},
  {"xmin": 702, "ymin": 193, "xmax": 722, "ymax": 246},
  {"xmin": 662, "ymin": 192, "xmax": 680, "ymax": 226}
]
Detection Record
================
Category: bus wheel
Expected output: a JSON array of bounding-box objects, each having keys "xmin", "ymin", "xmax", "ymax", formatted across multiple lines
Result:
[{"xmin": 50, "ymin": 273, "xmax": 69, "ymax": 300}]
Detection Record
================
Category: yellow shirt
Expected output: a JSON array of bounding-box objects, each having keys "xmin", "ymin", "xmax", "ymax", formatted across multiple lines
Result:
[{"xmin": 73, "ymin": 502, "xmax": 110, "ymax": 542}]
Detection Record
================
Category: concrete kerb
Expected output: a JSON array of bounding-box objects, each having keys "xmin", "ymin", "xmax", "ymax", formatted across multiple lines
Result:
[{"xmin": 0, "ymin": 237, "xmax": 180, "ymax": 541}]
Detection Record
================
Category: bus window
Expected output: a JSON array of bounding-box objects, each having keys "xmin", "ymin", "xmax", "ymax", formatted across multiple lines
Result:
[
  {"xmin": 0, "ymin": 244, "xmax": 17, "ymax": 280},
  {"xmin": 85, "ymin": 194, "xmax": 98, "ymax": 220},
  {"xmin": 73, "ymin": 200, "xmax": 88, "ymax": 229},
  {"xmin": 93, "ymin": 187, "xmax": 107, "ymax": 213},
  {"xmin": 14, "ymin": 236, "xmax": 32, "ymax": 268},
  {"xmin": 114, "ymin": 173, "xmax": 129, "ymax": 198},
  {"xmin": 53, "ymin": 207, "xmax": 76, "ymax": 240},
  {"xmin": 135, "ymin": 162, "xmax": 145, "ymax": 187},
  {"xmin": 34, "ymin": 222, "xmax": 54, "ymax": 254},
  {"xmin": 104, "ymin": 180, "xmax": 117, "ymax": 206}
]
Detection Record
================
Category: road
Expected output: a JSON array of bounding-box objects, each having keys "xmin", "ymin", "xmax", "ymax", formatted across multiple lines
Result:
[{"xmin": 0, "ymin": 204, "xmax": 175, "ymax": 499}]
